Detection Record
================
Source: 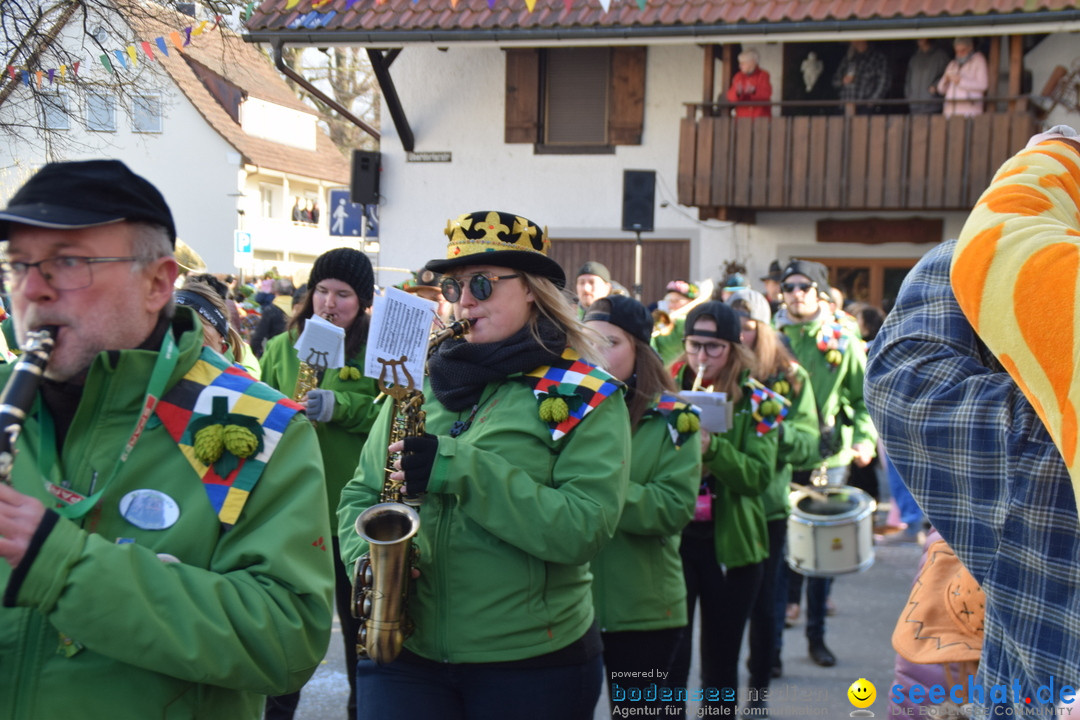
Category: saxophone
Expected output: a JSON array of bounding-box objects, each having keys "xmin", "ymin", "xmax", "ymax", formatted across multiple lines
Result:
[
  {"xmin": 0, "ymin": 327, "xmax": 58, "ymax": 485},
  {"xmin": 352, "ymin": 319, "xmax": 471, "ymax": 664}
]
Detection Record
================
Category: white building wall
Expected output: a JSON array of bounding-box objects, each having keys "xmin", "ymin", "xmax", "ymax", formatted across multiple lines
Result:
[{"xmin": 374, "ymin": 44, "xmax": 740, "ymax": 293}]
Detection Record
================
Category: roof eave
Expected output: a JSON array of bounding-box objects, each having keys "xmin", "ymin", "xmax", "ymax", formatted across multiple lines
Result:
[{"xmin": 243, "ymin": 9, "xmax": 1080, "ymax": 47}]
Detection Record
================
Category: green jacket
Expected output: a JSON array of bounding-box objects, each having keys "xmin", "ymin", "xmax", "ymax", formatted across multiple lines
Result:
[
  {"xmin": 339, "ymin": 367, "xmax": 631, "ymax": 664},
  {"xmin": 777, "ymin": 310, "xmax": 878, "ymax": 469},
  {"xmin": 678, "ymin": 365, "xmax": 778, "ymax": 568},
  {"xmin": 761, "ymin": 363, "xmax": 820, "ymax": 521},
  {"xmin": 0, "ymin": 309, "xmax": 334, "ymax": 720},
  {"xmin": 650, "ymin": 316, "xmax": 686, "ymax": 367},
  {"xmin": 591, "ymin": 396, "xmax": 700, "ymax": 632},
  {"xmin": 260, "ymin": 329, "xmax": 381, "ymax": 535}
]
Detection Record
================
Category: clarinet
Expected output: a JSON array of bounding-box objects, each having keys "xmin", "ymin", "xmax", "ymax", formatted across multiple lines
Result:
[{"xmin": 0, "ymin": 326, "xmax": 58, "ymax": 485}]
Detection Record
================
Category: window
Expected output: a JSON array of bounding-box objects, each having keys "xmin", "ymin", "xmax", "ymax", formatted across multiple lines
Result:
[
  {"xmin": 86, "ymin": 92, "xmax": 115, "ymax": 132},
  {"xmin": 260, "ymin": 184, "xmax": 280, "ymax": 220},
  {"xmin": 132, "ymin": 94, "xmax": 162, "ymax": 133},
  {"xmin": 505, "ymin": 47, "xmax": 646, "ymax": 153},
  {"xmin": 40, "ymin": 93, "xmax": 69, "ymax": 130},
  {"xmin": 544, "ymin": 48, "xmax": 609, "ymax": 145}
]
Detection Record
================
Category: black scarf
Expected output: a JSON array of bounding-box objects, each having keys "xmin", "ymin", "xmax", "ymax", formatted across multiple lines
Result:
[{"xmin": 428, "ymin": 317, "xmax": 566, "ymax": 411}]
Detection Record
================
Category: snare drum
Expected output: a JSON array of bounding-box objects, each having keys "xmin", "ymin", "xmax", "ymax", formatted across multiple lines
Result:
[{"xmin": 786, "ymin": 485, "xmax": 876, "ymax": 577}]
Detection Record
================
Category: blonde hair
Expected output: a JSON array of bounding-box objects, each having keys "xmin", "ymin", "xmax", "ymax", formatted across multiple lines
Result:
[
  {"xmin": 520, "ymin": 273, "xmax": 606, "ymax": 367},
  {"xmin": 180, "ymin": 278, "xmax": 246, "ymax": 363}
]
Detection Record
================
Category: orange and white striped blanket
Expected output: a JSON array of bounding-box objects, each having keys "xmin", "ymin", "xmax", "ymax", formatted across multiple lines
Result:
[{"xmin": 950, "ymin": 131, "xmax": 1080, "ymax": 508}]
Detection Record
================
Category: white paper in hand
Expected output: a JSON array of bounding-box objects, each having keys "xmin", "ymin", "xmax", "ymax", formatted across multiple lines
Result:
[
  {"xmin": 365, "ymin": 287, "xmax": 437, "ymax": 390},
  {"xmin": 678, "ymin": 390, "xmax": 732, "ymax": 433},
  {"xmin": 294, "ymin": 314, "xmax": 346, "ymax": 369}
]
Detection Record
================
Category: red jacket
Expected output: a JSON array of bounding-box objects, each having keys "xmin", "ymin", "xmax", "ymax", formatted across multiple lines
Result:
[{"xmin": 726, "ymin": 69, "xmax": 772, "ymax": 118}]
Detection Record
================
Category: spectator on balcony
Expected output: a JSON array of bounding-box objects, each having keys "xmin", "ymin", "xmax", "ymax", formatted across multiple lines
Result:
[
  {"xmin": 833, "ymin": 41, "xmax": 890, "ymax": 115},
  {"xmin": 725, "ymin": 49, "xmax": 772, "ymax": 118},
  {"xmin": 937, "ymin": 38, "xmax": 989, "ymax": 118},
  {"xmin": 905, "ymin": 39, "xmax": 950, "ymax": 114}
]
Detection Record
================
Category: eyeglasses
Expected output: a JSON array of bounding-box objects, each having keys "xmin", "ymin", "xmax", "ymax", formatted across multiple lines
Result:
[
  {"xmin": 684, "ymin": 339, "xmax": 729, "ymax": 357},
  {"xmin": 439, "ymin": 273, "xmax": 520, "ymax": 303},
  {"xmin": 781, "ymin": 282, "xmax": 815, "ymax": 294},
  {"xmin": 2, "ymin": 256, "xmax": 139, "ymax": 291}
]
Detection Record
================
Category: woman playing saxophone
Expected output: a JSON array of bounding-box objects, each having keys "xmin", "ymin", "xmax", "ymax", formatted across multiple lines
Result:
[
  {"xmin": 338, "ymin": 211, "xmax": 631, "ymax": 720},
  {"xmin": 258, "ymin": 247, "xmax": 380, "ymax": 720}
]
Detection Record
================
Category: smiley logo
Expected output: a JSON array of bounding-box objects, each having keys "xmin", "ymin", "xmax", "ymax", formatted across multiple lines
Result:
[{"xmin": 848, "ymin": 678, "xmax": 877, "ymax": 715}]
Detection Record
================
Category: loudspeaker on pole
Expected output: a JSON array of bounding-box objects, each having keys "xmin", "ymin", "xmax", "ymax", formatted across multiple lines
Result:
[
  {"xmin": 351, "ymin": 150, "xmax": 381, "ymax": 206},
  {"xmin": 621, "ymin": 169, "xmax": 655, "ymax": 233}
]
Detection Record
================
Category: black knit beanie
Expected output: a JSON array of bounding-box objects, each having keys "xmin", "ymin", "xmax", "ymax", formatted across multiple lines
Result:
[
  {"xmin": 684, "ymin": 300, "xmax": 742, "ymax": 344},
  {"xmin": 309, "ymin": 247, "xmax": 374, "ymax": 306}
]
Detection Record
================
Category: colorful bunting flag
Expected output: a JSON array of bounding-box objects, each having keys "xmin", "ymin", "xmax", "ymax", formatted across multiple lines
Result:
[
  {"xmin": 524, "ymin": 0, "xmax": 535, "ymax": 10},
  {"xmin": 113, "ymin": 49, "xmax": 128, "ymax": 69},
  {"xmin": 636, "ymin": 0, "xmax": 647, "ymax": 9},
  {"xmin": 489, "ymin": 0, "xmax": 497, "ymax": 8},
  {"xmin": 193, "ymin": 20, "xmax": 208, "ymax": 36},
  {"xmin": 599, "ymin": 0, "xmax": 611, "ymax": 10},
  {"xmin": 563, "ymin": 0, "xmax": 573, "ymax": 11},
  {"xmin": 101, "ymin": 54, "xmax": 114, "ymax": 74},
  {"xmin": 126, "ymin": 45, "xmax": 138, "ymax": 66},
  {"xmin": 21, "ymin": 71, "xmax": 29, "ymax": 86},
  {"xmin": 7, "ymin": 66, "xmax": 15, "ymax": 80},
  {"xmin": 156, "ymin": 36, "xmax": 170, "ymax": 56},
  {"xmin": 47, "ymin": 69, "xmax": 55, "ymax": 84},
  {"xmin": 141, "ymin": 40, "xmax": 155, "ymax": 60},
  {"xmin": 35, "ymin": 71, "xmax": 42, "ymax": 88},
  {"xmin": 243, "ymin": 2, "xmax": 255, "ymax": 20},
  {"xmin": 170, "ymin": 31, "xmax": 185, "ymax": 51},
  {"xmin": 184, "ymin": 26, "xmax": 193, "ymax": 46},
  {"xmin": 284, "ymin": 0, "xmax": 300, "ymax": 9}
]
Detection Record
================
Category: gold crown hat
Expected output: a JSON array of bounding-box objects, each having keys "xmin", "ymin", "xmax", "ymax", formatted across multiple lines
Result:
[{"xmin": 425, "ymin": 211, "xmax": 566, "ymax": 288}]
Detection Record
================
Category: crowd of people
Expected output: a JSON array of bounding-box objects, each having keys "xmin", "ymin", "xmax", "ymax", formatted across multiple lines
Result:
[
  {"xmin": 724, "ymin": 37, "xmax": 990, "ymax": 118},
  {"xmin": 0, "ymin": 126, "xmax": 1077, "ymax": 720}
]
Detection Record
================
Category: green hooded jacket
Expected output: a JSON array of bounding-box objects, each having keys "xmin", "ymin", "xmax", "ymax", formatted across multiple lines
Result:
[
  {"xmin": 777, "ymin": 310, "xmax": 877, "ymax": 470},
  {"xmin": 676, "ymin": 365, "xmax": 778, "ymax": 568},
  {"xmin": 339, "ymin": 368, "xmax": 631, "ymax": 664},
  {"xmin": 0, "ymin": 308, "xmax": 334, "ymax": 720},
  {"xmin": 590, "ymin": 395, "xmax": 701, "ymax": 632}
]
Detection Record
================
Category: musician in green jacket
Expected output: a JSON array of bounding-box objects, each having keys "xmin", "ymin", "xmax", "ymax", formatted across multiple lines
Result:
[{"xmin": 339, "ymin": 211, "xmax": 630, "ymax": 720}]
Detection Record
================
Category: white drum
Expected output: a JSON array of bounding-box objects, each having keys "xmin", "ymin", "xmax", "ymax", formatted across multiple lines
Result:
[{"xmin": 786, "ymin": 485, "xmax": 876, "ymax": 577}]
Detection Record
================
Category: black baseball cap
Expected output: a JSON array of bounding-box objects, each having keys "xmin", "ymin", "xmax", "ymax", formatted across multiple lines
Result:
[
  {"xmin": 583, "ymin": 295, "xmax": 653, "ymax": 344},
  {"xmin": 0, "ymin": 159, "xmax": 176, "ymax": 244}
]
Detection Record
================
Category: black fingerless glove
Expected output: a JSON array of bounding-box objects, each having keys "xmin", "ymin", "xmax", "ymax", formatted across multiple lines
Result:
[{"xmin": 401, "ymin": 433, "xmax": 439, "ymax": 496}]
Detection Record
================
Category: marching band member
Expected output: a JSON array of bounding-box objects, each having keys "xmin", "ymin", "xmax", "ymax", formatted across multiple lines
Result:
[
  {"xmin": 726, "ymin": 289, "xmax": 819, "ymax": 711},
  {"xmin": 339, "ymin": 210, "xmax": 630, "ymax": 720},
  {"xmin": 666, "ymin": 301, "xmax": 779, "ymax": 716},
  {"xmin": 584, "ymin": 295, "xmax": 701, "ymax": 712},
  {"xmin": 0, "ymin": 160, "xmax": 333, "ymax": 719},
  {"xmin": 259, "ymin": 247, "xmax": 381, "ymax": 720}
]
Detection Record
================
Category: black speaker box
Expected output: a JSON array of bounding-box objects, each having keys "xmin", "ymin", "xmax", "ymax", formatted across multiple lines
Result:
[
  {"xmin": 351, "ymin": 150, "xmax": 381, "ymax": 205},
  {"xmin": 621, "ymin": 169, "xmax": 655, "ymax": 232}
]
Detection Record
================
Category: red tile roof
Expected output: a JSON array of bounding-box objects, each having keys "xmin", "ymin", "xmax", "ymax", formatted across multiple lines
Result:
[
  {"xmin": 245, "ymin": 0, "xmax": 1079, "ymax": 39},
  {"xmin": 129, "ymin": 10, "xmax": 350, "ymax": 184}
]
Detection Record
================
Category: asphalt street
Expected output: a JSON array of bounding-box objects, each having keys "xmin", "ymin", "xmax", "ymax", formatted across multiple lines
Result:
[{"xmin": 294, "ymin": 538, "xmax": 924, "ymax": 720}]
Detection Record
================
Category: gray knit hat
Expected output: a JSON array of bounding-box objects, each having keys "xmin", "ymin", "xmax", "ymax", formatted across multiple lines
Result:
[{"xmin": 726, "ymin": 288, "xmax": 772, "ymax": 326}]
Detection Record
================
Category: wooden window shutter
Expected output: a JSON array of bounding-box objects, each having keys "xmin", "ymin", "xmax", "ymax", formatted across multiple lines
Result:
[
  {"xmin": 505, "ymin": 49, "xmax": 540, "ymax": 144},
  {"xmin": 609, "ymin": 46, "xmax": 646, "ymax": 145}
]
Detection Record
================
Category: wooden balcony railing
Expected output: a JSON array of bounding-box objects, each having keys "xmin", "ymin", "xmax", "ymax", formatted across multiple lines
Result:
[{"xmin": 677, "ymin": 101, "xmax": 1039, "ymax": 217}]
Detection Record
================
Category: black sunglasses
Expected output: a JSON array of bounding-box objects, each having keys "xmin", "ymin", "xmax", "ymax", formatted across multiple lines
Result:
[
  {"xmin": 781, "ymin": 282, "xmax": 815, "ymax": 294},
  {"xmin": 439, "ymin": 273, "xmax": 521, "ymax": 303}
]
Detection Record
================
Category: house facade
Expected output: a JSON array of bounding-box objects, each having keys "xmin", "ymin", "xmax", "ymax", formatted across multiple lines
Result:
[
  {"xmin": 245, "ymin": 0, "xmax": 1079, "ymax": 306},
  {"xmin": 0, "ymin": 4, "xmax": 353, "ymax": 281}
]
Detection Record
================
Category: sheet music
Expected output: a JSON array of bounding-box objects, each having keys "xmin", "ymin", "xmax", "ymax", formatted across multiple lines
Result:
[
  {"xmin": 364, "ymin": 286, "xmax": 437, "ymax": 389},
  {"xmin": 294, "ymin": 314, "xmax": 346, "ymax": 369},
  {"xmin": 678, "ymin": 390, "xmax": 733, "ymax": 433}
]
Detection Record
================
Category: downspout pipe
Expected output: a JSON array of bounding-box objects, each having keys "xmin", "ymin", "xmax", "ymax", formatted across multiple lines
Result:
[
  {"xmin": 271, "ymin": 40, "xmax": 380, "ymax": 143},
  {"xmin": 246, "ymin": 9, "xmax": 1080, "ymax": 45}
]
